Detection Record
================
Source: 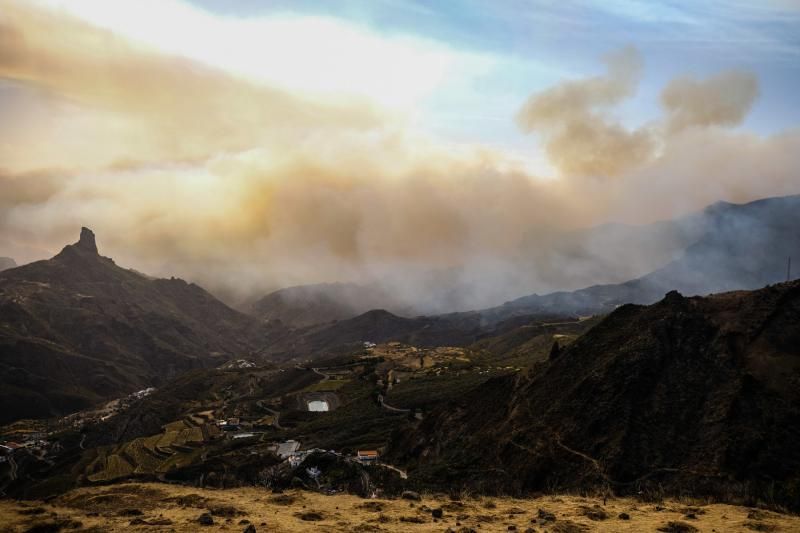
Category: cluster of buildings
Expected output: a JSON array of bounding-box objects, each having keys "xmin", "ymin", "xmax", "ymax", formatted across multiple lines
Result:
[
  {"xmin": 216, "ymin": 416, "xmax": 242, "ymax": 431},
  {"xmin": 0, "ymin": 431, "xmax": 52, "ymax": 462},
  {"xmin": 57, "ymin": 387, "xmax": 157, "ymax": 430},
  {"xmin": 266, "ymin": 439, "xmax": 380, "ymax": 469},
  {"xmin": 219, "ymin": 359, "xmax": 257, "ymax": 369}
]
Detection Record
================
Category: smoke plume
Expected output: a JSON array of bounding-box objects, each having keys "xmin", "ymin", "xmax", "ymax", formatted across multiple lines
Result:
[
  {"xmin": 1, "ymin": 2, "xmax": 800, "ymax": 312},
  {"xmin": 516, "ymin": 46, "xmax": 654, "ymax": 178}
]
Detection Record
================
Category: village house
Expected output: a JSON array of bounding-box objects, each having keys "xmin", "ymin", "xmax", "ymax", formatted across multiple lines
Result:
[{"xmin": 356, "ymin": 450, "xmax": 379, "ymax": 464}]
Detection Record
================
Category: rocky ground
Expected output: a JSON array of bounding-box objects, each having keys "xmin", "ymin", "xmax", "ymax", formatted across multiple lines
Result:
[{"xmin": 1, "ymin": 482, "xmax": 798, "ymax": 532}]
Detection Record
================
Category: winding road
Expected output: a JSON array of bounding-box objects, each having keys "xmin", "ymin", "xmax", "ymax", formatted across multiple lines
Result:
[
  {"xmin": 257, "ymin": 401, "xmax": 284, "ymax": 429},
  {"xmin": 311, "ymin": 367, "xmax": 329, "ymax": 381},
  {"xmin": 377, "ymin": 394, "xmax": 411, "ymax": 414},
  {"xmin": 377, "ymin": 462, "xmax": 408, "ymax": 479},
  {"xmin": 8, "ymin": 456, "xmax": 17, "ymax": 481}
]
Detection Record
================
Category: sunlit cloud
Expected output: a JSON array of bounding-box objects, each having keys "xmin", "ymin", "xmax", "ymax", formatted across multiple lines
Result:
[
  {"xmin": 32, "ymin": 0, "xmax": 495, "ymax": 109},
  {"xmin": 1, "ymin": 0, "xmax": 800, "ymax": 311}
]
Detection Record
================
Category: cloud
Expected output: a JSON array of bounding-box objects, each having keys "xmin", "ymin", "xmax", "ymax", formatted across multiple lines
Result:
[
  {"xmin": 0, "ymin": 1, "xmax": 385, "ymax": 171},
  {"xmin": 661, "ymin": 70, "xmax": 759, "ymax": 133},
  {"xmin": 516, "ymin": 48, "xmax": 763, "ymax": 181},
  {"xmin": 1, "ymin": 5, "xmax": 800, "ymax": 313},
  {"xmin": 0, "ymin": 136, "xmax": 578, "ymax": 309},
  {"xmin": 516, "ymin": 46, "xmax": 655, "ymax": 178}
]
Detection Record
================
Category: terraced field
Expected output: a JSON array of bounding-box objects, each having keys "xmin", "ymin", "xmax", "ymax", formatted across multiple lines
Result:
[
  {"xmin": 125, "ymin": 438, "xmax": 163, "ymax": 473},
  {"xmin": 81, "ymin": 419, "xmax": 219, "ymax": 481},
  {"xmin": 301, "ymin": 379, "xmax": 350, "ymax": 392}
]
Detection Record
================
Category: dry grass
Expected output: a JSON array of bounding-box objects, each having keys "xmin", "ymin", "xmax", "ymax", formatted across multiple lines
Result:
[{"xmin": 0, "ymin": 482, "xmax": 798, "ymax": 532}]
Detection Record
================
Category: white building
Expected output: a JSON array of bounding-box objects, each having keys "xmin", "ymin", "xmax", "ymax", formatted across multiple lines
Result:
[{"xmin": 307, "ymin": 400, "xmax": 329, "ymax": 412}]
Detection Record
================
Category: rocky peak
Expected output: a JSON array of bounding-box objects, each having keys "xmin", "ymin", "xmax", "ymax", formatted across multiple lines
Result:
[
  {"xmin": 662, "ymin": 290, "xmax": 684, "ymax": 304},
  {"xmin": 76, "ymin": 227, "xmax": 98, "ymax": 254}
]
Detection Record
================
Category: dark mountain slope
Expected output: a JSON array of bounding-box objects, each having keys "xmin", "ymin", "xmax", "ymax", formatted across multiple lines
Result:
[
  {"xmin": 0, "ymin": 228, "xmax": 268, "ymax": 424},
  {"xmin": 484, "ymin": 194, "xmax": 800, "ymax": 321},
  {"xmin": 256, "ymin": 309, "xmax": 486, "ymax": 361},
  {"xmin": 247, "ymin": 282, "xmax": 412, "ymax": 327},
  {"xmin": 255, "ymin": 306, "xmax": 581, "ymax": 362},
  {"xmin": 393, "ymin": 281, "xmax": 800, "ymax": 509}
]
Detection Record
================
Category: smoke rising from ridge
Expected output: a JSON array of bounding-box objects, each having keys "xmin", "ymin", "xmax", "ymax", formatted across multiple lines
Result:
[
  {"xmin": 662, "ymin": 71, "xmax": 759, "ymax": 133},
  {"xmin": 516, "ymin": 46, "xmax": 654, "ymax": 178}
]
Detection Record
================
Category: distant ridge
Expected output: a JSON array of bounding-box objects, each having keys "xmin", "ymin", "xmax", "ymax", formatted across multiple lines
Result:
[
  {"xmin": 246, "ymin": 194, "xmax": 800, "ymax": 327},
  {"xmin": 479, "ymin": 194, "xmax": 800, "ymax": 322},
  {"xmin": 248, "ymin": 282, "xmax": 410, "ymax": 327}
]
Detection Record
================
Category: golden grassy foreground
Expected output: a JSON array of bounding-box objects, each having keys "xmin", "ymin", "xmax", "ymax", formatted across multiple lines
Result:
[{"xmin": 0, "ymin": 482, "xmax": 798, "ymax": 532}]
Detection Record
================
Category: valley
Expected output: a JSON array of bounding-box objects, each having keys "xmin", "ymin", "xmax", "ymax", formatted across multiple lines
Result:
[
  {"xmin": 0, "ymin": 318, "xmax": 584, "ymax": 499},
  {"xmin": 1, "ymin": 200, "xmax": 799, "ymax": 529}
]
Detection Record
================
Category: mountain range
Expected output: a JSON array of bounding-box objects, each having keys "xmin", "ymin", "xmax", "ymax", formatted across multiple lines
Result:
[
  {"xmin": 0, "ymin": 228, "xmax": 266, "ymax": 424},
  {"xmin": 250, "ymin": 194, "xmax": 800, "ymax": 327},
  {"xmin": 2, "ymin": 194, "xmax": 799, "ymax": 425},
  {"xmin": 2, "ymin": 196, "xmax": 800, "ymax": 512}
]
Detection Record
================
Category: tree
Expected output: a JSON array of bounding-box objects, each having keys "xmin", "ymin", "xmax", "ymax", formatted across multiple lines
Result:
[{"xmin": 549, "ymin": 341, "xmax": 561, "ymax": 360}]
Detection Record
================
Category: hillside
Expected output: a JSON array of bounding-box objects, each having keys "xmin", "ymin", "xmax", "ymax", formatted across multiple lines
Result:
[
  {"xmin": 0, "ymin": 309, "xmax": 590, "ymax": 499},
  {"xmin": 393, "ymin": 281, "xmax": 800, "ymax": 510},
  {"xmin": 254, "ymin": 307, "xmax": 581, "ymax": 363},
  {"xmin": 0, "ymin": 228, "xmax": 268, "ymax": 424},
  {"xmin": 247, "ymin": 282, "xmax": 412, "ymax": 327},
  {"xmin": 3, "ymin": 482, "xmax": 800, "ymax": 532},
  {"xmin": 484, "ymin": 194, "xmax": 800, "ymax": 321}
]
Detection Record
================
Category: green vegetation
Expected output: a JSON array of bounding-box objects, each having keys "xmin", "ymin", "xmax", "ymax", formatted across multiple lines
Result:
[
  {"xmin": 87, "ymin": 452, "xmax": 134, "ymax": 482},
  {"xmin": 300, "ymin": 379, "xmax": 350, "ymax": 392},
  {"xmin": 287, "ymin": 379, "xmax": 404, "ymax": 451},
  {"xmin": 386, "ymin": 370, "xmax": 508, "ymax": 410}
]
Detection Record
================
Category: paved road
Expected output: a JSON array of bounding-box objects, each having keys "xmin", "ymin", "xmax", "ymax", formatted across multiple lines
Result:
[
  {"xmin": 257, "ymin": 402, "xmax": 284, "ymax": 429},
  {"xmin": 311, "ymin": 367, "xmax": 329, "ymax": 381},
  {"xmin": 377, "ymin": 394, "xmax": 411, "ymax": 413},
  {"xmin": 377, "ymin": 462, "xmax": 408, "ymax": 479},
  {"xmin": 8, "ymin": 456, "xmax": 17, "ymax": 481}
]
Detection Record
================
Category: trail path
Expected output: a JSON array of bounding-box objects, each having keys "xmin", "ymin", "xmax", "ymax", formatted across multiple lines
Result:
[
  {"xmin": 8, "ymin": 456, "xmax": 17, "ymax": 481},
  {"xmin": 257, "ymin": 401, "xmax": 283, "ymax": 429},
  {"xmin": 377, "ymin": 394, "xmax": 410, "ymax": 413},
  {"xmin": 377, "ymin": 462, "xmax": 408, "ymax": 479}
]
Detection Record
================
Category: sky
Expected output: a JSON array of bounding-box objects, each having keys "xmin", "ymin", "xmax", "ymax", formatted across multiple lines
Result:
[{"xmin": 1, "ymin": 0, "xmax": 800, "ymax": 308}]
